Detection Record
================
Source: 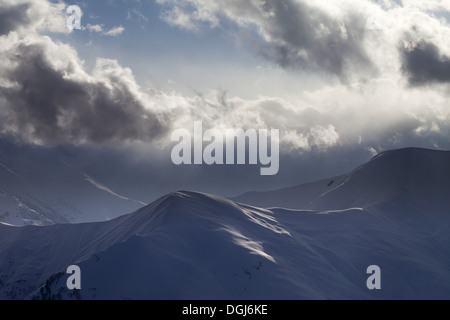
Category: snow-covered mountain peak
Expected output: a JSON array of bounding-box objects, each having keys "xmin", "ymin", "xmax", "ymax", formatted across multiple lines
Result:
[{"xmin": 233, "ymin": 148, "xmax": 450, "ymax": 218}]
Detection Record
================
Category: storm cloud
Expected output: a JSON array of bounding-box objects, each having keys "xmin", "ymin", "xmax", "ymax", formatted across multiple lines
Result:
[
  {"xmin": 0, "ymin": 0, "xmax": 67, "ymax": 35},
  {"xmin": 1, "ymin": 0, "xmax": 450, "ymax": 155},
  {"xmin": 157, "ymin": 0, "xmax": 373, "ymax": 79},
  {"xmin": 0, "ymin": 0, "xmax": 170, "ymax": 145},
  {"xmin": 0, "ymin": 40, "xmax": 167, "ymax": 145},
  {"xmin": 0, "ymin": 2, "xmax": 32, "ymax": 35},
  {"xmin": 401, "ymin": 40, "xmax": 450, "ymax": 86}
]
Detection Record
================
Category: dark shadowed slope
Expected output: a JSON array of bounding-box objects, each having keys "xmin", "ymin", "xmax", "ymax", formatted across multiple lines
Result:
[
  {"xmin": 0, "ymin": 140, "xmax": 146, "ymax": 226},
  {"xmin": 233, "ymin": 148, "xmax": 450, "ymax": 218},
  {"xmin": 1, "ymin": 148, "xmax": 449, "ymax": 300},
  {"xmin": 0, "ymin": 189, "xmax": 448, "ymax": 300}
]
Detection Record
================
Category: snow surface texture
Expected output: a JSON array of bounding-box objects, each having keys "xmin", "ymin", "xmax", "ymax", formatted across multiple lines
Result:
[{"xmin": 0, "ymin": 148, "xmax": 449, "ymax": 299}]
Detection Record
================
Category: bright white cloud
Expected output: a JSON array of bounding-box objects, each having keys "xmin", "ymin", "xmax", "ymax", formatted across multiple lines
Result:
[
  {"xmin": 86, "ymin": 24, "xmax": 104, "ymax": 33},
  {"xmin": 104, "ymin": 25, "xmax": 125, "ymax": 36},
  {"xmin": 85, "ymin": 24, "xmax": 125, "ymax": 36}
]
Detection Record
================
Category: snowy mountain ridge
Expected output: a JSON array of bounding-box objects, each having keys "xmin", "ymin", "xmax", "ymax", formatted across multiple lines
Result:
[
  {"xmin": 0, "ymin": 145, "xmax": 146, "ymax": 226},
  {"xmin": 233, "ymin": 148, "xmax": 450, "ymax": 217},
  {"xmin": 0, "ymin": 148, "xmax": 449, "ymax": 300}
]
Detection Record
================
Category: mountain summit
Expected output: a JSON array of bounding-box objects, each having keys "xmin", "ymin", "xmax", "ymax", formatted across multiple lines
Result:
[{"xmin": 233, "ymin": 148, "xmax": 450, "ymax": 218}]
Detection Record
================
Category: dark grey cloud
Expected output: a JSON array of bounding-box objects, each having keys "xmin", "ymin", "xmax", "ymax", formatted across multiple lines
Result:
[
  {"xmin": 0, "ymin": 42, "xmax": 168, "ymax": 145},
  {"xmin": 0, "ymin": 2, "xmax": 32, "ymax": 35},
  {"xmin": 159, "ymin": 0, "xmax": 374, "ymax": 79},
  {"xmin": 401, "ymin": 40, "xmax": 450, "ymax": 86},
  {"xmin": 250, "ymin": 0, "xmax": 372, "ymax": 79}
]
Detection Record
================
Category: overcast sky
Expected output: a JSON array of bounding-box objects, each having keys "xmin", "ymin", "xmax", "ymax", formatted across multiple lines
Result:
[{"xmin": 0, "ymin": 0, "xmax": 449, "ymax": 197}]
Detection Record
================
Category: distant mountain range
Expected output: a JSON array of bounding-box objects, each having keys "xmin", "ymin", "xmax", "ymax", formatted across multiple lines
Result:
[
  {"xmin": 0, "ymin": 140, "xmax": 147, "ymax": 226},
  {"xmin": 233, "ymin": 148, "xmax": 450, "ymax": 219},
  {"xmin": 0, "ymin": 148, "xmax": 449, "ymax": 299}
]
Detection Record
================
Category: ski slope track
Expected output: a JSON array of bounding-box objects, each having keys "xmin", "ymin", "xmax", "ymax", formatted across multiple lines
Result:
[{"xmin": 0, "ymin": 148, "xmax": 449, "ymax": 299}]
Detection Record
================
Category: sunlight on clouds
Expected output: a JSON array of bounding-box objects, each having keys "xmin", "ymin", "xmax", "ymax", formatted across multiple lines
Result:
[{"xmin": 0, "ymin": 0, "xmax": 450, "ymax": 155}]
